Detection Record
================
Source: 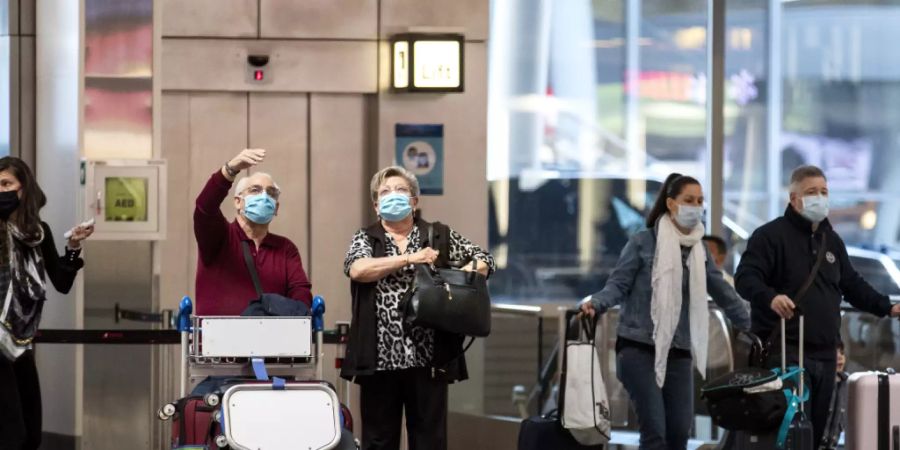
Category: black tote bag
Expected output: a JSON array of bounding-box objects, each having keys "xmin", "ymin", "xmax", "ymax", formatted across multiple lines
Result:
[{"xmin": 400, "ymin": 225, "xmax": 491, "ymax": 337}]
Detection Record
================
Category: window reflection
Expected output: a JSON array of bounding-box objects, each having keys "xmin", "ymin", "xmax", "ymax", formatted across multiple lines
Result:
[{"xmin": 490, "ymin": 0, "xmax": 900, "ymax": 303}]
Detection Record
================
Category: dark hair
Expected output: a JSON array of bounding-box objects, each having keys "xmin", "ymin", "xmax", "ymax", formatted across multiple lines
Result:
[
  {"xmin": 702, "ymin": 235, "xmax": 728, "ymax": 256},
  {"xmin": 836, "ymin": 340, "xmax": 845, "ymax": 353},
  {"xmin": 790, "ymin": 165, "xmax": 827, "ymax": 186},
  {"xmin": 0, "ymin": 157, "xmax": 46, "ymax": 238},
  {"xmin": 646, "ymin": 173, "xmax": 701, "ymax": 228}
]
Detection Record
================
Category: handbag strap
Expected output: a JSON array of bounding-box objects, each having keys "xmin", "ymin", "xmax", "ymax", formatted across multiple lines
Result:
[
  {"xmin": 433, "ymin": 336, "xmax": 476, "ymax": 376},
  {"xmin": 765, "ymin": 232, "xmax": 828, "ymax": 352},
  {"xmin": 580, "ymin": 314, "xmax": 597, "ymax": 342},
  {"xmin": 241, "ymin": 240, "xmax": 264, "ymax": 297}
]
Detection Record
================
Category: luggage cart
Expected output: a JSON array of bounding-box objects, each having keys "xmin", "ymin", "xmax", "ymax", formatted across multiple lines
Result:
[{"xmin": 159, "ymin": 296, "xmax": 356, "ymax": 450}]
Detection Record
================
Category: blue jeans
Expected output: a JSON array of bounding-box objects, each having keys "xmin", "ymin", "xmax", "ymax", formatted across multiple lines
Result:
[{"xmin": 616, "ymin": 342, "xmax": 694, "ymax": 450}]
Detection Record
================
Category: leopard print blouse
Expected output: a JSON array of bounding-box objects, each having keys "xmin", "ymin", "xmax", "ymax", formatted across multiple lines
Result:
[{"xmin": 343, "ymin": 225, "xmax": 495, "ymax": 371}]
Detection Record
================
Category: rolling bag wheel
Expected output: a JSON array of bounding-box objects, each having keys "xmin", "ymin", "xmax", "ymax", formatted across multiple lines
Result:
[
  {"xmin": 215, "ymin": 434, "xmax": 229, "ymax": 448},
  {"xmin": 204, "ymin": 392, "xmax": 220, "ymax": 407},
  {"xmin": 157, "ymin": 403, "xmax": 176, "ymax": 421}
]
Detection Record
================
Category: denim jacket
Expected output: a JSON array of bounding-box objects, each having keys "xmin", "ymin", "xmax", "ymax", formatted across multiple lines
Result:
[{"xmin": 589, "ymin": 227, "xmax": 750, "ymax": 350}]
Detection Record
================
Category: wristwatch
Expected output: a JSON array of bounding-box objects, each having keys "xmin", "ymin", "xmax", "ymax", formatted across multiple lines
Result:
[{"xmin": 224, "ymin": 162, "xmax": 239, "ymax": 178}]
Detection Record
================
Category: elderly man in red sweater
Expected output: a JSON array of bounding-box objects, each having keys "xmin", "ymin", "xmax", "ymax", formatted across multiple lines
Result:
[{"xmin": 193, "ymin": 148, "xmax": 312, "ymax": 315}]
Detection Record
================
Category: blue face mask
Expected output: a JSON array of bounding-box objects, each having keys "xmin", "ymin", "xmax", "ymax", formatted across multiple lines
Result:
[
  {"xmin": 675, "ymin": 204, "xmax": 704, "ymax": 229},
  {"xmin": 800, "ymin": 195, "xmax": 829, "ymax": 223},
  {"xmin": 379, "ymin": 193, "xmax": 413, "ymax": 222},
  {"xmin": 243, "ymin": 193, "xmax": 276, "ymax": 224}
]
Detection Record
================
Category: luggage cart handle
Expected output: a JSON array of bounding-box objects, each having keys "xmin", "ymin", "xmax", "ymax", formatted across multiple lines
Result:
[
  {"xmin": 178, "ymin": 296, "xmax": 192, "ymax": 398},
  {"xmin": 311, "ymin": 296, "xmax": 325, "ymax": 332},
  {"xmin": 311, "ymin": 296, "xmax": 326, "ymax": 379}
]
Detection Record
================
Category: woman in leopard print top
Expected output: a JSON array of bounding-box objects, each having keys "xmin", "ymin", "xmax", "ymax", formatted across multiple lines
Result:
[{"xmin": 343, "ymin": 166, "xmax": 494, "ymax": 450}]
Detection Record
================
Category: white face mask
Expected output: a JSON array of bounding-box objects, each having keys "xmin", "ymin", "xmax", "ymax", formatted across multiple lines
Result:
[
  {"xmin": 675, "ymin": 204, "xmax": 704, "ymax": 229},
  {"xmin": 800, "ymin": 195, "xmax": 829, "ymax": 223}
]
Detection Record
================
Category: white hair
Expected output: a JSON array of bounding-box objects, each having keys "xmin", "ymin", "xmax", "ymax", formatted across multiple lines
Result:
[
  {"xmin": 369, "ymin": 166, "xmax": 420, "ymax": 201},
  {"xmin": 234, "ymin": 172, "xmax": 280, "ymax": 197}
]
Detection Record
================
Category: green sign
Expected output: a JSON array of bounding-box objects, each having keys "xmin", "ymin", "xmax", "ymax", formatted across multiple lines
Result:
[{"xmin": 105, "ymin": 177, "xmax": 148, "ymax": 222}]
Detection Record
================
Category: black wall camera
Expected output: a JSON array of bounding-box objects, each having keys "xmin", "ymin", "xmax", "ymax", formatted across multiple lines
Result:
[
  {"xmin": 246, "ymin": 54, "xmax": 271, "ymax": 83},
  {"xmin": 247, "ymin": 54, "xmax": 270, "ymax": 67}
]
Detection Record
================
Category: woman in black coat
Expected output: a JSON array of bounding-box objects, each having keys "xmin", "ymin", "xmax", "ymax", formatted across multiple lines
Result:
[{"xmin": 0, "ymin": 157, "xmax": 93, "ymax": 450}]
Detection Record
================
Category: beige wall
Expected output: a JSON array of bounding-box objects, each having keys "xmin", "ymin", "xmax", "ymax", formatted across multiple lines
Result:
[
  {"xmin": 158, "ymin": 0, "xmax": 489, "ymax": 325},
  {"xmin": 158, "ymin": 0, "xmax": 490, "ymax": 437}
]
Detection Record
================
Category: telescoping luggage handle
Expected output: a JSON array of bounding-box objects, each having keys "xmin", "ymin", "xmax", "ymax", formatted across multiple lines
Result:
[
  {"xmin": 775, "ymin": 314, "xmax": 810, "ymax": 449},
  {"xmin": 780, "ymin": 315, "xmax": 804, "ymax": 411}
]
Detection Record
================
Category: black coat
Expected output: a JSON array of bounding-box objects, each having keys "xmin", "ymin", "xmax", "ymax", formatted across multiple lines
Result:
[
  {"xmin": 735, "ymin": 205, "xmax": 892, "ymax": 355},
  {"xmin": 340, "ymin": 217, "xmax": 468, "ymax": 383}
]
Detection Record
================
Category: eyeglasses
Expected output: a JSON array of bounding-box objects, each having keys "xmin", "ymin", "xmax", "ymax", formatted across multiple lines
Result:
[
  {"xmin": 243, "ymin": 184, "xmax": 281, "ymax": 199},
  {"xmin": 378, "ymin": 185, "xmax": 413, "ymax": 198}
]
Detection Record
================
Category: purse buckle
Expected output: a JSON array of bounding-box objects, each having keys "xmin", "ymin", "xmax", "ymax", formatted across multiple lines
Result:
[{"xmin": 445, "ymin": 283, "xmax": 452, "ymax": 300}]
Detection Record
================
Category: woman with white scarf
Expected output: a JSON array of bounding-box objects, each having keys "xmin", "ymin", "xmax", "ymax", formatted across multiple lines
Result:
[
  {"xmin": 0, "ymin": 157, "xmax": 93, "ymax": 450},
  {"xmin": 580, "ymin": 173, "xmax": 750, "ymax": 450}
]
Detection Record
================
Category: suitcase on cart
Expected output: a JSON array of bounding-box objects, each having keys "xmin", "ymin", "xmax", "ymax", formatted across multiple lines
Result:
[
  {"xmin": 846, "ymin": 370, "xmax": 900, "ymax": 450},
  {"xmin": 159, "ymin": 297, "xmax": 357, "ymax": 450},
  {"xmin": 166, "ymin": 395, "xmax": 219, "ymax": 449},
  {"xmin": 720, "ymin": 317, "xmax": 814, "ymax": 450}
]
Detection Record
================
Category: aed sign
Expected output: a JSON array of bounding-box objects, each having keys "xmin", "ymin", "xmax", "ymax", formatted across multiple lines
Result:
[
  {"xmin": 391, "ymin": 34, "xmax": 464, "ymax": 93},
  {"xmin": 105, "ymin": 177, "xmax": 149, "ymax": 222}
]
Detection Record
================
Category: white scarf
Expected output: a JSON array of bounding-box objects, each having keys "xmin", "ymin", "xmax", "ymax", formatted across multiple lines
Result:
[{"xmin": 650, "ymin": 214, "xmax": 708, "ymax": 388}]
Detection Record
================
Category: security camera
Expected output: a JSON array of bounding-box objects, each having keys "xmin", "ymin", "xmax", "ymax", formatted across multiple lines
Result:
[{"xmin": 247, "ymin": 54, "xmax": 269, "ymax": 67}]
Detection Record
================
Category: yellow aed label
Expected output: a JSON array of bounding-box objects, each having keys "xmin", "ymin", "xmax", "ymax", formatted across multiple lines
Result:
[{"xmin": 105, "ymin": 177, "xmax": 148, "ymax": 222}]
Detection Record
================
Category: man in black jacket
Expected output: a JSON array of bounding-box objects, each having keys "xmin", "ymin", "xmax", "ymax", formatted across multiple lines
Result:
[{"xmin": 735, "ymin": 165, "xmax": 900, "ymax": 445}]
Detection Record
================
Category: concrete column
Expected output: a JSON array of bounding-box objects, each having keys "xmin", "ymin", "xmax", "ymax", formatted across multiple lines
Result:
[{"xmin": 35, "ymin": 0, "xmax": 83, "ymax": 445}]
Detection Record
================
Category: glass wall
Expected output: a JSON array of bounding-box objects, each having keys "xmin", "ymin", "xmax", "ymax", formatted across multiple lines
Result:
[
  {"xmin": 489, "ymin": 0, "xmax": 900, "ymax": 303},
  {"xmin": 0, "ymin": 36, "xmax": 10, "ymax": 157},
  {"xmin": 489, "ymin": 0, "xmax": 711, "ymax": 303}
]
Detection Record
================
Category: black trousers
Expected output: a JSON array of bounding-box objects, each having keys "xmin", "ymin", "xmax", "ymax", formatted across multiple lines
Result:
[
  {"xmin": 359, "ymin": 367, "xmax": 448, "ymax": 450},
  {"xmin": 0, "ymin": 351, "xmax": 42, "ymax": 450}
]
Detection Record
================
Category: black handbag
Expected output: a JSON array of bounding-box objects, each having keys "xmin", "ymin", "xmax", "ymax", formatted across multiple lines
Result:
[
  {"xmin": 400, "ymin": 225, "xmax": 491, "ymax": 337},
  {"xmin": 239, "ymin": 241, "xmax": 310, "ymax": 317}
]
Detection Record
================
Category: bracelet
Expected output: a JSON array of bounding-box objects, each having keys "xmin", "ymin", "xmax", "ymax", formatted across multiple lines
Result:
[{"xmin": 224, "ymin": 163, "xmax": 239, "ymax": 178}]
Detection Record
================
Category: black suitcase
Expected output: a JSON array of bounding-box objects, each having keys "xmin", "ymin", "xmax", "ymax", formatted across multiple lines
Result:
[
  {"xmin": 518, "ymin": 412, "xmax": 604, "ymax": 450},
  {"xmin": 721, "ymin": 414, "xmax": 813, "ymax": 449},
  {"xmin": 721, "ymin": 316, "xmax": 814, "ymax": 450}
]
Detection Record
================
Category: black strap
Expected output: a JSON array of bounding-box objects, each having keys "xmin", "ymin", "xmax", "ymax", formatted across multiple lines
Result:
[
  {"xmin": 893, "ymin": 425, "xmax": 899, "ymax": 450},
  {"xmin": 766, "ymin": 232, "xmax": 828, "ymax": 350},
  {"xmin": 241, "ymin": 241, "xmax": 263, "ymax": 297},
  {"xmin": 432, "ymin": 335, "xmax": 476, "ymax": 378},
  {"xmin": 879, "ymin": 373, "xmax": 889, "ymax": 450},
  {"xmin": 793, "ymin": 232, "xmax": 829, "ymax": 314}
]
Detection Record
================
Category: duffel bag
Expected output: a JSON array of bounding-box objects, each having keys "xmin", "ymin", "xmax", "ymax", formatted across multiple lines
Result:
[{"xmin": 700, "ymin": 367, "xmax": 789, "ymax": 433}]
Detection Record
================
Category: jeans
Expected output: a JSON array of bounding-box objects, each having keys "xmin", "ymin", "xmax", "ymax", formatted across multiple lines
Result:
[{"xmin": 616, "ymin": 342, "xmax": 694, "ymax": 450}]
